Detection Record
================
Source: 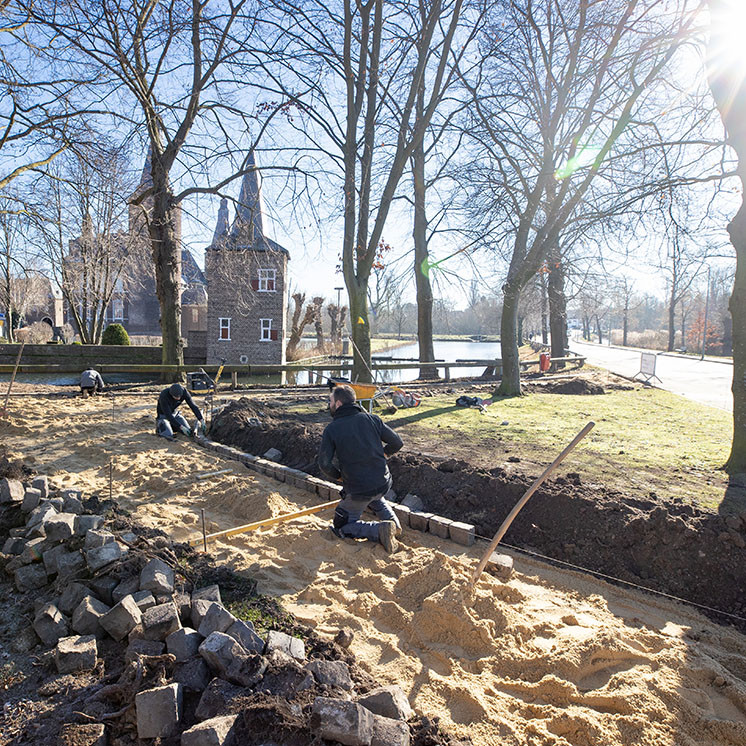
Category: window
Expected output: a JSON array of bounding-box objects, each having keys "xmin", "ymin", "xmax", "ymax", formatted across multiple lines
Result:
[
  {"xmin": 260, "ymin": 318, "xmax": 278, "ymax": 341},
  {"xmin": 192, "ymin": 308, "xmax": 199, "ymax": 324},
  {"xmin": 113, "ymin": 298, "xmax": 124, "ymax": 321},
  {"xmin": 219, "ymin": 317, "xmax": 231, "ymax": 340},
  {"xmin": 254, "ymin": 268, "xmax": 276, "ymax": 292}
]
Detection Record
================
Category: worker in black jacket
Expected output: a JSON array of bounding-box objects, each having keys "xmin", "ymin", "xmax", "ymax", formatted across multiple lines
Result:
[
  {"xmin": 156, "ymin": 383, "xmax": 205, "ymax": 441},
  {"xmin": 318, "ymin": 384, "xmax": 403, "ymax": 553}
]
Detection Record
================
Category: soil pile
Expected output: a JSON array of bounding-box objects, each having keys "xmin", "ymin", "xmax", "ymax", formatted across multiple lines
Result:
[{"xmin": 210, "ymin": 398, "xmax": 746, "ymax": 622}]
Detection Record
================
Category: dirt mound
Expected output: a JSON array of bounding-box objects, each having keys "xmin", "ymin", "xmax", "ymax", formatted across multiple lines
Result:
[
  {"xmin": 525, "ymin": 377, "xmax": 606, "ymax": 394},
  {"xmin": 210, "ymin": 400, "xmax": 746, "ymax": 625}
]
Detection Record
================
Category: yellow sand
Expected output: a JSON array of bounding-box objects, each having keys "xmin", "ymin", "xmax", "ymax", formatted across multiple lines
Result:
[{"xmin": 2, "ymin": 393, "xmax": 746, "ymax": 745}]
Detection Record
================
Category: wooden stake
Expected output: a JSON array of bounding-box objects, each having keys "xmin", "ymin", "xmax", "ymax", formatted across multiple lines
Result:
[
  {"xmin": 109, "ymin": 458, "xmax": 113, "ymax": 501},
  {"xmin": 188, "ymin": 499, "xmax": 340, "ymax": 547},
  {"xmin": 1, "ymin": 342, "xmax": 25, "ymax": 416},
  {"xmin": 201, "ymin": 509, "xmax": 207, "ymax": 552},
  {"xmin": 471, "ymin": 421, "xmax": 595, "ymax": 587}
]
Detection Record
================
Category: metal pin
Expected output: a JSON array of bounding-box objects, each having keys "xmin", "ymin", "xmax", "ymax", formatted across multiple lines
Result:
[{"xmin": 201, "ymin": 509, "xmax": 207, "ymax": 552}]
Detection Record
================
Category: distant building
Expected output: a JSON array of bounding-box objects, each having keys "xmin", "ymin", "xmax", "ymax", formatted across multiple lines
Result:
[
  {"xmin": 63, "ymin": 153, "xmax": 207, "ymax": 339},
  {"xmin": 205, "ymin": 153, "xmax": 289, "ymax": 365}
]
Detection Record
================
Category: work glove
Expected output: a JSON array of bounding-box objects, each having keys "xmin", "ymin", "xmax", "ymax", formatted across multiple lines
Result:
[{"xmin": 180, "ymin": 423, "xmax": 192, "ymax": 437}]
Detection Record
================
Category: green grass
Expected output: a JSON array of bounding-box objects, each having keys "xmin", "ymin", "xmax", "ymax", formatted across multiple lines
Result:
[{"xmin": 281, "ymin": 384, "xmax": 732, "ymax": 511}]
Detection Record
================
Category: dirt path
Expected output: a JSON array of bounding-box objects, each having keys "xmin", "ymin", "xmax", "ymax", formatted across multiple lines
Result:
[{"xmin": 2, "ymin": 395, "xmax": 746, "ymax": 745}]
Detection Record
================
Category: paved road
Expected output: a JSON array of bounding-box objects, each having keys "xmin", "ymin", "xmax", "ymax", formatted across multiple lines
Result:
[{"xmin": 569, "ymin": 338, "xmax": 733, "ymax": 411}]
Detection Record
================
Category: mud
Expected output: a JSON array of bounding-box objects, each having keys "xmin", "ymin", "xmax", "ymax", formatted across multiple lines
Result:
[{"xmin": 211, "ymin": 398, "xmax": 746, "ymax": 626}]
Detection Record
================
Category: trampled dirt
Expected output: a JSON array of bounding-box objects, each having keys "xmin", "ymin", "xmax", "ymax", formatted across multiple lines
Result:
[{"xmin": 210, "ymin": 395, "xmax": 746, "ymax": 625}]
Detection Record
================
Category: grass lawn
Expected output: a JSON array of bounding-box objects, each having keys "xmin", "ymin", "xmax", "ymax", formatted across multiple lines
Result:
[{"xmin": 282, "ymin": 382, "xmax": 731, "ymax": 511}]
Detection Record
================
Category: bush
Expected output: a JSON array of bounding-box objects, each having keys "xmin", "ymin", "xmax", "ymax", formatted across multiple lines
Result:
[
  {"xmin": 16, "ymin": 321, "xmax": 53, "ymax": 344},
  {"xmin": 102, "ymin": 323, "xmax": 130, "ymax": 346}
]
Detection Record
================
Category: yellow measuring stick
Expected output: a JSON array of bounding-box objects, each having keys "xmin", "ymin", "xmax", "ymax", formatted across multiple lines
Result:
[{"xmin": 188, "ymin": 499, "xmax": 340, "ymax": 547}]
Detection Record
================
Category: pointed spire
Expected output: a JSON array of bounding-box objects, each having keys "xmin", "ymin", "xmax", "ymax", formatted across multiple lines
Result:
[
  {"xmin": 231, "ymin": 150, "xmax": 264, "ymax": 244},
  {"xmin": 213, "ymin": 197, "xmax": 229, "ymax": 244}
]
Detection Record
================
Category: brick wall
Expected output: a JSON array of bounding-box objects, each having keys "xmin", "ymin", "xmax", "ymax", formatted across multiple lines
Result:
[{"xmin": 206, "ymin": 249, "xmax": 288, "ymax": 365}]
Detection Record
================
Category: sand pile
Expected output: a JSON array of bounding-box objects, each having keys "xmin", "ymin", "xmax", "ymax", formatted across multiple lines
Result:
[{"xmin": 2, "ymin": 393, "xmax": 746, "ymax": 745}]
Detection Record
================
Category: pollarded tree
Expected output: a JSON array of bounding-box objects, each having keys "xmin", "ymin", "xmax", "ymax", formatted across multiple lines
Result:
[{"xmin": 461, "ymin": 0, "xmax": 709, "ymax": 395}]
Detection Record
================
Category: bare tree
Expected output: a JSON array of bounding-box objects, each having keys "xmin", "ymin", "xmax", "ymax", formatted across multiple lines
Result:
[
  {"xmin": 285, "ymin": 292, "xmax": 316, "ymax": 359},
  {"xmin": 461, "ymin": 0, "xmax": 708, "ymax": 395},
  {"xmin": 708, "ymin": 0, "xmax": 746, "ymax": 472}
]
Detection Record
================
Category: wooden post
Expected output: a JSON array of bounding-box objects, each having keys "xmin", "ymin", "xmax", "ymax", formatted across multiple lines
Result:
[
  {"xmin": 201, "ymin": 509, "xmax": 208, "ymax": 552},
  {"xmin": 231, "ymin": 371, "xmax": 238, "ymax": 389},
  {"xmin": 471, "ymin": 421, "xmax": 595, "ymax": 587},
  {"xmin": 108, "ymin": 458, "xmax": 113, "ymax": 502},
  {"xmin": 1, "ymin": 342, "xmax": 25, "ymax": 416},
  {"xmin": 444, "ymin": 365, "xmax": 450, "ymax": 382}
]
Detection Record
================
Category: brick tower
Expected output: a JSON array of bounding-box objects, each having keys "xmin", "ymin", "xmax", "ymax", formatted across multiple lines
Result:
[{"xmin": 206, "ymin": 153, "xmax": 289, "ymax": 365}]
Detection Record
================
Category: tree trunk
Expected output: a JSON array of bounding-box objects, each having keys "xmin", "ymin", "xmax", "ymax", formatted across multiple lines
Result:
[
  {"xmin": 540, "ymin": 271, "xmax": 548, "ymax": 345},
  {"xmin": 412, "ymin": 127, "xmax": 437, "ymax": 380},
  {"xmin": 496, "ymin": 285, "xmax": 522, "ymax": 396},
  {"xmin": 595, "ymin": 315, "xmax": 603, "ymax": 344},
  {"xmin": 583, "ymin": 315, "xmax": 590, "ymax": 341},
  {"xmin": 547, "ymin": 249, "xmax": 567, "ymax": 368},
  {"xmin": 148, "ymin": 177, "xmax": 182, "ymax": 381},
  {"xmin": 623, "ymin": 308, "xmax": 629, "ymax": 346},
  {"xmin": 349, "ymin": 281, "xmax": 372, "ymax": 383},
  {"xmin": 313, "ymin": 297, "xmax": 324, "ymax": 349},
  {"xmin": 667, "ymin": 293, "xmax": 676, "ymax": 352}
]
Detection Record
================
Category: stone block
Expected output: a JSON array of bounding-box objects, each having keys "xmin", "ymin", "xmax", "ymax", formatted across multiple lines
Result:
[
  {"xmin": 401, "ymin": 494, "xmax": 424, "ymax": 511},
  {"xmin": 20, "ymin": 536, "xmax": 47, "ymax": 564},
  {"xmin": 100, "ymin": 595, "xmax": 142, "ymax": 641},
  {"xmin": 371, "ymin": 714, "xmax": 410, "ymax": 746},
  {"xmin": 43, "ymin": 544, "xmax": 68, "ymax": 574},
  {"xmin": 86, "ymin": 542, "xmax": 122, "ymax": 572},
  {"xmin": 22, "ymin": 487, "xmax": 42, "ymax": 513},
  {"xmin": 142, "ymin": 601, "xmax": 181, "ymax": 641},
  {"xmin": 14, "ymin": 563, "xmax": 48, "ymax": 592},
  {"xmin": 72, "ymin": 596, "xmax": 111, "ymax": 637},
  {"xmin": 174, "ymin": 657, "xmax": 212, "ymax": 693},
  {"xmin": 486, "ymin": 552, "xmax": 514, "ymax": 581},
  {"xmin": 34, "ymin": 603, "xmax": 69, "ymax": 645},
  {"xmin": 307, "ymin": 659, "xmax": 353, "ymax": 690},
  {"xmin": 265, "ymin": 629, "xmax": 305, "ymax": 661},
  {"xmin": 263, "ymin": 447, "xmax": 283, "ymax": 462},
  {"xmin": 55, "ymin": 635, "xmax": 97, "ymax": 673},
  {"xmin": 61, "ymin": 488, "xmax": 83, "ymax": 501},
  {"xmin": 198, "ymin": 631, "xmax": 244, "ymax": 674},
  {"xmin": 31, "ymin": 475, "xmax": 49, "ymax": 499},
  {"xmin": 84, "ymin": 529, "xmax": 116, "ymax": 550},
  {"xmin": 58, "ymin": 582, "xmax": 91, "ymax": 615},
  {"xmin": 2, "ymin": 536, "xmax": 25, "ymax": 555},
  {"xmin": 56, "ymin": 550, "xmax": 86, "ymax": 579},
  {"xmin": 135, "ymin": 683, "xmax": 183, "ymax": 740},
  {"xmin": 191, "ymin": 598, "xmax": 214, "ymax": 629},
  {"xmin": 195, "ymin": 678, "xmax": 243, "ymax": 721},
  {"xmin": 133, "ymin": 590, "xmax": 157, "ymax": 611},
  {"xmin": 357, "ymin": 685, "xmax": 413, "ymax": 721},
  {"xmin": 58, "ymin": 723, "xmax": 106, "ymax": 746},
  {"xmin": 272, "ymin": 465, "xmax": 287, "ymax": 483},
  {"xmin": 226, "ymin": 620, "xmax": 264, "ymax": 654},
  {"xmin": 126, "ymin": 638, "xmax": 165, "ymax": 662},
  {"xmin": 427, "ymin": 515, "xmax": 453, "ymax": 539},
  {"xmin": 89, "ymin": 575, "xmax": 119, "ymax": 606},
  {"xmin": 166, "ymin": 627, "xmax": 203, "ymax": 661},
  {"xmin": 45, "ymin": 512, "xmax": 77, "ymax": 543},
  {"xmin": 173, "ymin": 590, "xmax": 191, "ymax": 622},
  {"xmin": 140, "ymin": 557, "xmax": 175, "ymax": 595},
  {"xmin": 314, "ymin": 480, "xmax": 333, "ymax": 499},
  {"xmin": 408, "ymin": 512, "xmax": 433, "ymax": 532},
  {"xmin": 182, "ymin": 715, "xmax": 238, "ymax": 746},
  {"xmin": 63, "ymin": 495, "xmax": 84, "ymax": 514},
  {"xmin": 112, "ymin": 576, "xmax": 139, "ymax": 604},
  {"xmin": 391, "ymin": 504, "xmax": 411, "ymax": 528},
  {"xmin": 311, "ymin": 697, "xmax": 374, "ymax": 746},
  {"xmin": 448, "ymin": 521, "xmax": 476, "ymax": 546},
  {"xmin": 0, "ymin": 477, "xmax": 24, "ymax": 504},
  {"xmin": 198, "ymin": 602, "xmax": 236, "ymax": 637},
  {"xmin": 75, "ymin": 514, "xmax": 105, "ymax": 534}
]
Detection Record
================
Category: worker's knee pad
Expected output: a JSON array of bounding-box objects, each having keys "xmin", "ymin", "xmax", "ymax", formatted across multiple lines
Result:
[{"xmin": 333, "ymin": 507, "xmax": 351, "ymax": 530}]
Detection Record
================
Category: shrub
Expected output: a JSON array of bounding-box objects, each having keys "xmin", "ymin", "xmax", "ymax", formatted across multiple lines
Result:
[
  {"xmin": 102, "ymin": 323, "xmax": 130, "ymax": 346},
  {"xmin": 16, "ymin": 321, "xmax": 53, "ymax": 344}
]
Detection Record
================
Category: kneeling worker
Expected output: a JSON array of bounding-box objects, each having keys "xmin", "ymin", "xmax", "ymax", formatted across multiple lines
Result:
[
  {"xmin": 80, "ymin": 367, "xmax": 105, "ymax": 398},
  {"xmin": 156, "ymin": 383, "xmax": 205, "ymax": 440},
  {"xmin": 318, "ymin": 384, "xmax": 403, "ymax": 553}
]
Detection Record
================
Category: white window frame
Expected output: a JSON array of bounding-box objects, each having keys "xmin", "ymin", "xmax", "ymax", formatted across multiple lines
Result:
[
  {"xmin": 258, "ymin": 268, "xmax": 277, "ymax": 292},
  {"xmin": 218, "ymin": 317, "xmax": 231, "ymax": 341},
  {"xmin": 113, "ymin": 297, "xmax": 124, "ymax": 321},
  {"xmin": 260, "ymin": 318, "xmax": 272, "ymax": 341}
]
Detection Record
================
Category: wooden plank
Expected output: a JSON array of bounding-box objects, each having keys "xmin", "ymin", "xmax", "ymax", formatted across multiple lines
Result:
[{"xmin": 187, "ymin": 499, "xmax": 340, "ymax": 546}]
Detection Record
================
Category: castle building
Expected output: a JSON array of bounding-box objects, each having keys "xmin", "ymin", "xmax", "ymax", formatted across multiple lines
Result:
[{"xmin": 205, "ymin": 153, "xmax": 289, "ymax": 365}]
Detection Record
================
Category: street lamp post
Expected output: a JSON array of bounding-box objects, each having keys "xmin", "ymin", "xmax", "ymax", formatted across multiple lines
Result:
[{"xmin": 334, "ymin": 286, "xmax": 343, "ymax": 309}]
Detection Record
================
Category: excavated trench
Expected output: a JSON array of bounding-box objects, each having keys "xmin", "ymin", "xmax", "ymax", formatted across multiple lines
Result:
[{"xmin": 209, "ymin": 398, "xmax": 746, "ymax": 627}]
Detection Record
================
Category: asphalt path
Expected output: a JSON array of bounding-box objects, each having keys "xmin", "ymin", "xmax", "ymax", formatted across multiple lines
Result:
[{"xmin": 569, "ymin": 338, "xmax": 733, "ymax": 412}]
